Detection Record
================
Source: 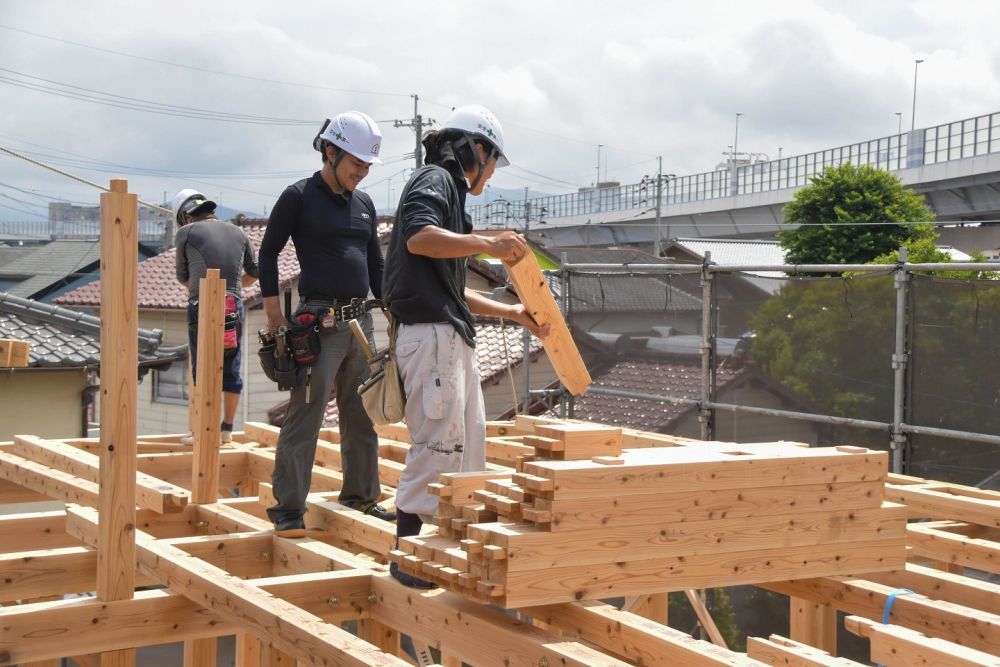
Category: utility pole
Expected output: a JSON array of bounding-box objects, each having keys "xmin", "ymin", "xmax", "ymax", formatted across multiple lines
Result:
[
  {"xmin": 394, "ymin": 94, "xmax": 435, "ymax": 169},
  {"xmin": 522, "ymin": 184, "xmax": 532, "ymax": 414},
  {"xmin": 653, "ymin": 156, "xmax": 663, "ymax": 257}
]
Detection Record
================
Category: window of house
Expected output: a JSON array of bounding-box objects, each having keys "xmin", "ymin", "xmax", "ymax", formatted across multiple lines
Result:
[{"xmin": 153, "ymin": 361, "xmax": 189, "ymax": 404}]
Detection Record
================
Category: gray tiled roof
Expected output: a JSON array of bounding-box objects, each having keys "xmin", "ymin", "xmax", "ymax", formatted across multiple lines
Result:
[
  {"xmin": 0, "ymin": 292, "xmax": 187, "ymax": 368},
  {"xmin": 0, "ymin": 239, "xmax": 102, "ymax": 299}
]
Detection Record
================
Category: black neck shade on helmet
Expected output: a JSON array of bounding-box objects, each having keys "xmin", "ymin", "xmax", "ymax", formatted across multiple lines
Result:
[{"xmin": 424, "ymin": 129, "xmax": 498, "ymax": 192}]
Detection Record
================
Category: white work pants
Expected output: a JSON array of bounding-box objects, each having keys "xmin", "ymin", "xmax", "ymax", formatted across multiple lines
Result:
[{"xmin": 393, "ymin": 323, "xmax": 486, "ymax": 520}]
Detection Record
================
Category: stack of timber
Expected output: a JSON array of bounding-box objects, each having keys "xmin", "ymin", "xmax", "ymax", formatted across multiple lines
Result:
[
  {"xmin": 392, "ymin": 423, "xmax": 908, "ymax": 607},
  {"xmin": 1, "ymin": 422, "xmax": 999, "ymax": 665}
]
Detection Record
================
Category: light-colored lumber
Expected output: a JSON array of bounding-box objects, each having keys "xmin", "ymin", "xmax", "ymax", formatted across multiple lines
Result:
[
  {"xmin": 501, "ymin": 251, "xmax": 591, "ymax": 395},
  {"xmin": 66, "ymin": 505, "xmax": 406, "ymax": 667},
  {"xmin": 746, "ymin": 636, "xmax": 858, "ymax": 666},
  {"xmin": 12, "ymin": 435, "xmax": 189, "ymax": 513},
  {"xmin": 0, "ymin": 509, "xmax": 80, "ymax": 552},
  {"xmin": 845, "ymin": 615, "xmax": 1000, "ymax": 666},
  {"xmin": 886, "ymin": 474, "xmax": 1000, "ymax": 528},
  {"xmin": 529, "ymin": 601, "xmax": 766, "ymax": 666},
  {"xmin": 192, "ymin": 268, "xmax": 225, "ymax": 502},
  {"xmin": 97, "ymin": 178, "xmax": 138, "ymax": 667},
  {"xmin": 0, "ymin": 447, "xmax": 99, "ymax": 505},
  {"xmin": 789, "ymin": 598, "xmax": 837, "ymax": 655},
  {"xmin": 486, "ymin": 538, "xmax": 905, "ymax": 607},
  {"xmin": 906, "ymin": 520, "xmax": 1000, "ymax": 574},
  {"xmin": 519, "ymin": 445, "xmax": 887, "ymax": 499},
  {"xmin": 0, "ymin": 339, "xmax": 29, "ymax": 367},
  {"xmin": 525, "ymin": 479, "xmax": 884, "ymax": 531},
  {"xmin": 369, "ymin": 576, "xmax": 632, "ymax": 667},
  {"xmin": 685, "ymin": 589, "xmax": 727, "ymax": 648},
  {"xmin": 763, "ymin": 576, "xmax": 1000, "ymax": 655},
  {"xmin": 468, "ymin": 504, "xmax": 906, "ymax": 570},
  {"xmin": 0, "ymin": 570, "xmax": 374, "ymax": 664},
  {"xmin": 865, "ymin": 562, "xmax": 1000, "ymax": 614}
]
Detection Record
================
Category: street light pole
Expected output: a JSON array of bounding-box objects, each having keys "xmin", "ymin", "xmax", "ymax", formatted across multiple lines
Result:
[
  {"xmin": 911, "ymin": 59, "xmax": 924, "ymax": 132},
  {"xmin": 653, "ymin": 156, "xmax": 663, "ymax": 257},
  {"xmin": 733, "ymin": 112, "xmax": 743, "ymax": 161}
]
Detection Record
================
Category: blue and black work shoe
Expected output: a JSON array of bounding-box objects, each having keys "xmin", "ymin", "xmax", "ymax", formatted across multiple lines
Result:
[
  {"xmin": 355, "ymin": 501, "xmax": 397, "ymax": 522},
  {"xmin": 389, "ymin": 561, "xmax": 436, "ymax": 589}
]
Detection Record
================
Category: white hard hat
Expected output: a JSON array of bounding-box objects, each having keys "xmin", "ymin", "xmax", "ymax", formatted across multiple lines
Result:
[
  {"xmin": 171, "ymin": 189, "xmax": 216, "ymax": 227},
  {"xmin": 443, "ymin": 104, "xmax": 509, "ymax": 167},
  {"xmin": 316, "ymin": 110, "xmax": 383, "ymax": 165}
]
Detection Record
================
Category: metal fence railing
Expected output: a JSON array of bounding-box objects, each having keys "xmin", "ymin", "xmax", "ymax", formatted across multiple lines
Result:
[
  {"xmin": 470, "ymin": 109, "xmax": 1000, "ymax": 227},
  {"xmin": 541, "ymin": 256, "xmax": 1000, "ymax": 487}
]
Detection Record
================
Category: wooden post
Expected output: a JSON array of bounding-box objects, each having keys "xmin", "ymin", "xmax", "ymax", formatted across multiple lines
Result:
[
  {"xmin": 97, "ymin": 178, "xmax": 138, "ymax": 667},
  {"xmin": 627, "ymin": 593, "xmax": 669, "ymax": 625},
  {"xmin": 192, "ymin": 268, "xmax": 225, "ymax": 501},
  {"xmin": 186, "ymin": 268, "xmax": 224, "ymax": 666},
  {"xmin": 790, "ymin": 596, "xmax": 837, "ymax": 655},
  {"xmin": 234, "ymin": 635, "xmax": 261, "ymax": 667}
]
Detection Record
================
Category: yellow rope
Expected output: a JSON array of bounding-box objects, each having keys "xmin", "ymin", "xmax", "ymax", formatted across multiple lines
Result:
[{"xmin": 0, "ymin": 144, "xmax": 171, "ymax": 213}]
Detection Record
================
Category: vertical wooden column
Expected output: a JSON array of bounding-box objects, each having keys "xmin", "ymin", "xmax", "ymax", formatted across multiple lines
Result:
[
  {"xmin": 234, "ymin": 635, "xmax": 261, "ymax": 667},
  {"xmin": 186, "ymin": 268, "xmax": 224, "ymax": 666},
  {"xmin": 790, "ymin": 596, "xmax": 837, "ymax": 655},
  {"xmin": 359, "ymin": 619, "xmax": 400, "ymax": 657},
  {"xmin": 97, "ymin": 178, "xmax": 138, "ymax": 667},
  {"xmin": 629, "ymin": 593, "xmax": 669, "ymax": 625},
  {"xmin": 192, "ymin": 268, "xmax": 224, "ymax": 501}
]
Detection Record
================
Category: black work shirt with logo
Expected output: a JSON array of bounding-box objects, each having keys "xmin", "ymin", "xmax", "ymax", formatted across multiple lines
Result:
[
  {"xmin": 259, "ymin": 171, "xmax": 383, "ymax": 300},
  {"xmin": 383, "ymin": 163, "xmax": 476, "ymax": 347}
]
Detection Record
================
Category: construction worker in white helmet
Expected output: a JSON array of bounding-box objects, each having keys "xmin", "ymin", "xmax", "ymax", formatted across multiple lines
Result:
[
  {"xmin": 258, "ymin": 110, "xmax": 394, "ymax": 536},
  {"xmin": 382, "ymin": 104, "xmax": 549, "ymax": 587},
  {"xmin": 172, "ymin": 189, "xmax": 259, "ymax": 444}
]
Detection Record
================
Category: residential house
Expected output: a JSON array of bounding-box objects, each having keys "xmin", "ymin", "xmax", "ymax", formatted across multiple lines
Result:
[
  {"xmin": 0, "ymin": 292, "xmax": 185, "ymax": 441},
  {"xmin": 55, "ymin": 218, "xmax": 552, "ymax": 435},
  {"xmin": 0, "ymin": 239, "xmax": 157, "ymax": 303},
  {"xmin": 269, "ymin": 319, "xmax": 553, "ymax": 428},
  {"xmin": 554, "ymin": 328, "xmax": 823, "ymax": 445}
]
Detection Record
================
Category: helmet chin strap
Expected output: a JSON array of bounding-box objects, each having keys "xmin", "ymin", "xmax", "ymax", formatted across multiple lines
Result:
[
  {"xmin": 327, "ymin": 145, "xmax": 351, "ymax": 193},
  {"xmin": 464, "ymin": 136, "xmax": 487, "ymax": 193}
]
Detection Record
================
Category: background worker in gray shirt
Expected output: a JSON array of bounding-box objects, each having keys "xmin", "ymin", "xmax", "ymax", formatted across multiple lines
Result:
[{"xmin": 173, "ymin": 189, "xmax": 259, "ymax": 443}]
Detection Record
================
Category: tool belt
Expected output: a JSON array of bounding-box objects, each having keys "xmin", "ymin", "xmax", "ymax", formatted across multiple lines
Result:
[
  {"xmin": 300, "ymin": 296, "xmax": 383, "ymax": 324},
  {"xmin": 257, "ymin": 327, "xmax": 298, "ymax": 391}
]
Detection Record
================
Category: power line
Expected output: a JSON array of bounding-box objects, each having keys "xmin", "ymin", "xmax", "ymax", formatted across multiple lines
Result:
[
  {"xmin": 0, "ymin": 68, "xmax": 319, "ymax": 125},
  {"xmin": 0, "ymin": 144, "xmax": 170, "ymax": 213},
  {"xmin": 0, "ymin": 24, "xmax": 413, "ymax": 99}
]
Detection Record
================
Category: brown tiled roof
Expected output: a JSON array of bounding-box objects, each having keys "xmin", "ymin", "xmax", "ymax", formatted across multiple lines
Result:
[
  {"xmin": 562, "ymin": 354, "xmax": 743, "ymax": 433},
  {"xmin": 269, "ymin": 321, "xmax": 544, "ymax": 428},
  {"xmin": 55, "ymin": 223, "xmax": 299, "ymax": 310}
]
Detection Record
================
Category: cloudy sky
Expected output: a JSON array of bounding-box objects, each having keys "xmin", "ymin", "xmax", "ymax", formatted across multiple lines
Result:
[{"xmin": 1, "ymin": 0, "xmax": 999, "ymax": 221}]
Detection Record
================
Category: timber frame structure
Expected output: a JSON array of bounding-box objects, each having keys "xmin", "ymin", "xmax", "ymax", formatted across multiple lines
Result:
[{"xmin": 0, "ymin": 181, "xmax": 997, "ymax": 666}]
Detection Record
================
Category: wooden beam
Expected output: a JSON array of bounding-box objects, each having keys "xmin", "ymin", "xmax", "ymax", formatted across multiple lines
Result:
[
  {"xmin": 0, "ymin": 339, "xmax": 30, "ymax": 368},
  {"xmin": 789, "ymin": 597, "xmax": 837, "ymax": 655},
  {"xmin": 886, "ymin": 476, "xmax": 1000, "ymax": 528},
  {"xmin": 66, "ymin": 505, "xmax": 405, "ymax": 666},
  {"xmin": 906, "ymin": 521, "xmax": 1000, "ymax": 575},
  {"xmin": 370, "ymin": 576, "xmax": 633, "ymax": 667},
  {"xmin": 845, "ymin": 615, "xmax": 1000, "ymax": 666},
  {"xmin": 528, "ymin": 600, "xmax": 766, "ymax": 666},
  {"xmin": 685, "ymin": 590, "xmax": 727, "ymax": 648},
  {"xmin": 502, "ymin": 251, "xmax": 591, "ymax": 395},
  {"xmin": 0, "ymin": 447, "xmax": 99, "ymax": 506},
  {"xmin": 762, "ymin": 576, "xmax": 1000, "ymax": 655},
  {"xmin": 12, "ymin": 435, "xmax": 189, "ymax": 513},
  {"xmin": 746, "ymin": 636, "xmax": 858, "ymax": 666},
  {"xmin": 0, "ymin": 510, "xmax": 79, "ymax": 552},
  {"xmin": 0, "ymin": 571, "xmax": 373, "ymax": 664},
  {"xmin": 865, "ymin": 562, "xmax": 1000, "ymax": 614},
  {"xmin": 98, "ymin": 177, "xmax": 139, "ymax": 667}
]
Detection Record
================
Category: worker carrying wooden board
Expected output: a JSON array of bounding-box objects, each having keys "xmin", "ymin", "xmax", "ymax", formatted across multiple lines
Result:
[{"xmin": 382, "ymin": 104, "xmax": 550, "ymax": 588}]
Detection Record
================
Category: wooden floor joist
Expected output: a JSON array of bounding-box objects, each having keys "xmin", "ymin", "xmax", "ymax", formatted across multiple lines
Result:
[{"xmin": 1, "ymin": 419, "xmax": 999, "ymax": 666}]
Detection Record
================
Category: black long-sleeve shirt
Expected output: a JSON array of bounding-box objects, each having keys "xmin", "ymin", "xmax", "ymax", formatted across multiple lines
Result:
[{"xmin": 258, "ymin": 171, "xmax": 383, "ymax": 300}]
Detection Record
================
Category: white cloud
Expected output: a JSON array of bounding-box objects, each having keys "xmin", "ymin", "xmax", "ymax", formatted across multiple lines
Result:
[{"xmin": 0, "ymin": 0, "xmax": 998, "ymax": 218}]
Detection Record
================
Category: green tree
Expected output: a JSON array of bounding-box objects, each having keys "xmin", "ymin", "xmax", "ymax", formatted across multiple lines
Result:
[{"xmin": 778, "ymin": 163, "xmax": 936, "ymax": 266}]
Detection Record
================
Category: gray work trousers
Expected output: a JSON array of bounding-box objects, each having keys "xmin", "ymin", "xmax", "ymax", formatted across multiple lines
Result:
[{"xmin": 267, "ymin": 310, "xmax": 380, "ymax": 528}]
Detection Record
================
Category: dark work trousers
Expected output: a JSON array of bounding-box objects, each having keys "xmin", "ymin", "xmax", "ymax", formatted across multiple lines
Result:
[{"xmin": 267, "ymin": 309, "xmax": 380, "ymax": 528}]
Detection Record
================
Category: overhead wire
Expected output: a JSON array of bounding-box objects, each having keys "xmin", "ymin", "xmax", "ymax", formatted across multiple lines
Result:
[{"xmin": 0, "ymin": 24, "xmax": 412, "ymax": 99}]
